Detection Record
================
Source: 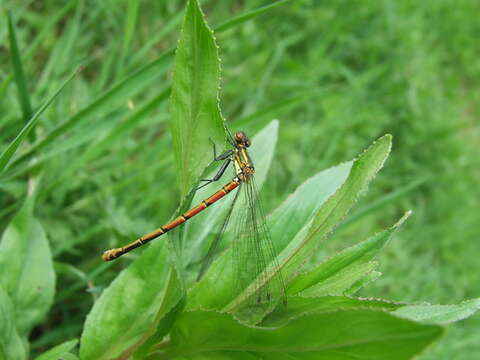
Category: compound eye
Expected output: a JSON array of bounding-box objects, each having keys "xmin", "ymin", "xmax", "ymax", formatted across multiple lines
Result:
[{"xmin": 234, "ymin": 132, "xmax": 243, "ymax": 143}]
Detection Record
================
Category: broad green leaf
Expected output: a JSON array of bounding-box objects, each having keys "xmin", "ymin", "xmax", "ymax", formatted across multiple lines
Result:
[
  {"xmin": 34, "ymin": 339, "xmax": 78, "ymax": 360},
  {"xmin": 297, "ymin": 261, "xmax": 378, "ymax": 297},
  {"xmin": 287, "ymin": 211, "xmax": 410, "ymax": 296},
  {"xmin": 282, "ymin": 135, "xmax": 393, "ymax": 276},
  {"xmin": 393, "ymin": 298, "xmax": 480, "ymax": 325},
  {"xmin": 131, "ymin": 300, "xmax": 185, "ymax": 360},
  {"xmin": 80, "ymin": 241, "xmax": 182, "ymax": 360},
  {"xmin": 0, "ymin": 69, "xmax": 78, "ymax": 175},
  {"xmin": 187, "ymin": 158, "xmax": 352, "ymax": 316},
  {"xmin": 188, "ymin": 135, "xmax": 391, "ymax": 323},
  {"xmin": 0, "ymin": 197, "xmax": 55, "ymax": 337},
  {"xmin": 0, "ymin": 286, "xmax": 26, "ymax": 360},
  {"xmin": 54, "ymin": 355, "xmax": 77, "ymax": 360},
  {"xmin": 345, "ymin": 270, "xmax": 382, "ymax": 295},
  {"xmin": 160, "ymin": 309, "xmax": 442, "ymax": 360},
  {"xmin": 182, "ymin": 120, "xmax": 278, "ymax": 271},
  {"xmin": 262, "ymin": 295, "xmax": 402, "ymax": 327},
  {"xmin": 170, "ymin": 0, "xmax": 226, "ymax": 197},
  {"xmin": 7, "ymin": 11, "xmax": 33, "ymax": 124}
]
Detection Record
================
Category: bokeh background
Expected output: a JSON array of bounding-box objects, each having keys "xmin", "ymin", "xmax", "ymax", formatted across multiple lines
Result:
[{"xmin": 1, "ymin": 0, "xmax": 479, "ymax": 358}]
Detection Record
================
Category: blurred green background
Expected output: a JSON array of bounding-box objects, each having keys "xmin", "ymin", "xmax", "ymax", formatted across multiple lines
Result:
[{"xmin": 1, "ymin": 0, "xmax": 479, "ymax": 358}]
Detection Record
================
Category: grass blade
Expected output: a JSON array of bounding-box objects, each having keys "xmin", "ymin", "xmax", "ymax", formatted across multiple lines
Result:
[
  {"xmin": 8, "ymin": 52, "xmax": 172, "ymax": 170},
  {"xmin": 7, "ymin": 11, "xmax": 33, "ymax": 124},
  {"xmin": 0, "ymin": 67, "xmax": 79, "ymax": 175},
  {"xmin": 214, "ymin": 0, "xmax": 293, "ymax": 32}
]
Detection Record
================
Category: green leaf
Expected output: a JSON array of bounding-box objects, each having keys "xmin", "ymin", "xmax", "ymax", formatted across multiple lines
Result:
[
  {"xmin": 80, "ymin": 241, "xmax": 183, "ymax": 360},
  {"xmin": 282, "ymin": 135, "xmax": 393, "ymax": 276},
  {"xmin": 34, "ymin": 339, "xmax": 78, "ymax": 360},
  {"xmin": 287, "ymin": 211, "xmax": 411, "ymax": 296},
  {"xmin": 345, "ymin": 270, "xmax": 382, "ymax": 295},
  {"xmin": 262, "ymin": 295, "xmax": 402, "ymax": 327},
  {"xmin": 115, "ymin": 0, "xmax": 140, "ymax": 80},
  {"xmin": 298, "ymin": 261, "xmax": 379, "ymax": 297},
  {"xmin": 393, "ymin": 298, "xmax": 480, "ymax": 325},
  {"xmin": 0, "ymin": 286, "xmax": 26, "ymax": 360},
  {"xmin": 161, "ymin": 309, "xmax": 442, "ymax": 360},
  {"xmin": 0, "ymin": 68, "xmax": 78, "ymax": 175},
  {"xmin": 187, "ymin": 158, "xmax": 352, "ymax": 316},
  {"xmin": 7, "ymin": 11, "xmax": 33, "ymax": 124},
  {"xmin": 188, "ymin": 135, "xmax": 392, "ymax": 324},
  {"xmin": 0, "ymin": 197, "xmax": 55, "ymax": 337},
  {"xmin": 170, "ymin": 0, "xmax": 226, "ymax": 197}
]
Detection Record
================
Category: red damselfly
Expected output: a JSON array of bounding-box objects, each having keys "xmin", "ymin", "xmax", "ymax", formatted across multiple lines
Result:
[{"xmin": 102, "ymin": 130, "xmax": 286, "ymax": 306}]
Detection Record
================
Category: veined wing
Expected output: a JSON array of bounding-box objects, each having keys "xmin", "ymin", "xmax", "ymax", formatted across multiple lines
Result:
[
  {"xmin": 196, "ymin": 184, "xmax": 242, "ymax": 281},
  {"xmin": 228, "ymin": 177, "xmax": 287, "ymax": 322}
]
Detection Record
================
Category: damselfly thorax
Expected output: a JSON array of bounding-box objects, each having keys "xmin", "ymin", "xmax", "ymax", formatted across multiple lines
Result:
[{"xmin": 232, "ymin": 131, "xmax": 255, "ymax": 183}]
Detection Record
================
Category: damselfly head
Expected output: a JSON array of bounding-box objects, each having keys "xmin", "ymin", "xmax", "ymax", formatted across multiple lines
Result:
[{"xmin": 234, "ymin": 131, "xmax": 251, "ymax": 147}]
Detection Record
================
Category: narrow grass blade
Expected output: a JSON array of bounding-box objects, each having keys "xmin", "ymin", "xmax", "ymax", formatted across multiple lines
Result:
[
  {"xmin": 340, "ymin": 177, "xmax": 426, "ymax": 228},
  {"xmin": 214, "ymin": 0, "xmax": 293, "ymax": 32},
  {"xmin": 7, "ymin": 11, "xmax": 33, "ymax": 124},
  {"xmin": 233, "ymin": 92, "xmax": 317, "ymax": 131},
  {"xmin": 114, "ymin": 0, "xmax": 140, "ymax": 80},
  {"xmin": 9, "ymin": 52, "xmax": 172, "ymax": 170},
  {"xmin": 6, "ymin": 0, "xmax": 297, "ymax": 174},
  {"xmin": 0, "ymin": 67, "xmax": 79, "ymax": 175}
]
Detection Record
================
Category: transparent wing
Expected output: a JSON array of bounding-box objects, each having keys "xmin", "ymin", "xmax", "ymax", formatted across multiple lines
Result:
[
  {"xmin": 196, "ymin": 185, "xmax": 242, "ymax": 281},
  {"xmin": 231, "ymin": 177, "xmax": 286, "ymax": 320}
]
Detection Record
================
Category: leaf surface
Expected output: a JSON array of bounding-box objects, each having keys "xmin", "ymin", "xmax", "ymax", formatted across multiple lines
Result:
[
  {"xmin": 170, "ymin": 0, "xmax": 226, "ymax": 197},
  {"xmin": 262, "ymin": 295, "xmax": 402, "ymax": 327},
  {"xmin": 80, "ymin": 241, "xmax": 182, "ymax": 360},
  {"xmin": 0, "ymin": 286, "xmax": 26, "ymax": 360},
  {"xmin": 34, "ymin": 339, "xmax": 78, "ymax": 360},
  {"xmin": 394, "ymin": 298, "xmax": 480, "ymax": 325},
  {"xmin": 0, "ymin": 69, "xmax": 78, "ymax": 175},
  {"xmin": 160, "ymin": 309, "xmax": 442, "ymax": 360},
  {"xmin": 187, "ymin": 159, "xmax": 352, "ymax": 316},
  {"xmin": 0, "ymin": 197, "xmax": 55, "ymax": 337},
  {"xmin": 287, "ymin": 211, "xmax": 410, "ymax": 296}
]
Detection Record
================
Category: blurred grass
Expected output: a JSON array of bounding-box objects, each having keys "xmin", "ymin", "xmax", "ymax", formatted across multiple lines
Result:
[{"xmin": 1, "ymin": 0, "xmax": 479, "ymax": 358}]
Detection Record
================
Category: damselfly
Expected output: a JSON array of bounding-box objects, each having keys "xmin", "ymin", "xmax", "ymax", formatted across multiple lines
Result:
[{"xmin": 102, "ymin": 130, "xmax": 286, "ymax": 306}]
